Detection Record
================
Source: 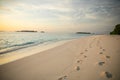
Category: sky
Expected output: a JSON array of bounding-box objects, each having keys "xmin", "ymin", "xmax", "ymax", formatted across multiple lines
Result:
[{"xmin": 0, "ymin": 0, "xmax": 120, "ymax": 34}]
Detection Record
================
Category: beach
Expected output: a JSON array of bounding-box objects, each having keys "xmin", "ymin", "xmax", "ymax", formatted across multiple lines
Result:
[
  {"xmin": 0, "ymin": 35, "xmax": 120, "ymax": 80},
  {"xmin": 0, "ymin": 40, "xmax": 69, "ymax": 65}
]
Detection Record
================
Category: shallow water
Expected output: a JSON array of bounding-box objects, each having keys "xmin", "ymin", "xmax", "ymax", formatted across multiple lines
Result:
[{"xmin": 0, "ymin": 32, "xmax": 92, "ymax": 54}]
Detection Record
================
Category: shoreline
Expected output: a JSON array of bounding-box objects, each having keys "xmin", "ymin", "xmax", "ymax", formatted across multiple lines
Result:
[
  {"xmin": 0, "ymin": 39, "xmax": 72, "ymax": 65},
  {"xmin": 0, "ymin": 35, "xmax": 120, "ymax": 80}
]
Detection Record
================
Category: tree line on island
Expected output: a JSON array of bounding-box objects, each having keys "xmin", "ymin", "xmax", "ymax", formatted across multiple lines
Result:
[
  {"xmin": 110, "ymin": 24, "xmax": 120, "ymax": 35},
  {"xmin": 76, "ymin": 32, "xmax": 91, "ymax": 34},
  {"xmin": 16, "ymin": 30, "xmax": 45, "ymax": 33},
  {"xmin": 76, "ymin": 24, "xmax": 120, "ymax": 35},
  {"xmin": 14, "ymin": 24, "xmax": 120, "ymax": 35}
]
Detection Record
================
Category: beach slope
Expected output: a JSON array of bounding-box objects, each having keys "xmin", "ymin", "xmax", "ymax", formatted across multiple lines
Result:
[{"xmin": 0, "ymin": 35, "xmax": 120, "ymax": 80}]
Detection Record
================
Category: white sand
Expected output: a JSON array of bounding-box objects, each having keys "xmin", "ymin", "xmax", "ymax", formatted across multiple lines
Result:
[{"xmin": 0, "ymin": 35, "xmax": 120, "ymax": 80}]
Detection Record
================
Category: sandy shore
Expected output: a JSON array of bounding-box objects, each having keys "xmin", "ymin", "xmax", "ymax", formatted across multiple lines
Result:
[
  {"xmin": 0, "ymin": 35, "xmax": 120, "ymax": 80},
  {"xmin": 0, "ymin": 40, "xmax": 69, "ymax": 65}
]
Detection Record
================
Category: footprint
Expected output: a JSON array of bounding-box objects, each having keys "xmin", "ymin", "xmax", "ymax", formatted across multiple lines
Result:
[
  {"xmin": 98, "ymin": 62, "xmax": 105, "ymax": 66},
  {"xmin": 85, "ymin": 49, "xmax": 88, "ymax": 52},
  {"xmin": 58, "ymin": 77, "xmax": 63, "ymax": 80},
  {"xmin": 77, "ymin": 60, "xmax": 80, "ymax": 63},
  {"xmin": 80, "ymin": 52, "xmax": 84, "ymax": 54},
  {"xmin": 100, "ymin": 71, "xmax": 112, "ymax": 79},
  {"xmin": 58, "ymin": 75, "xmax": 67, "ymax": 80},
  {"xmin": 75, "ymin": 66, "xmax": 80, "ymax": 71},
  {"xmin": 76, "ymin": 60, "xmax": 82, "ymax": 64},
  {"xmin": 106, "ymin": 56, "xmax": 110, "ymax": 59},
  {"xmin": 100, "ymin": 47, "xmax": 102, "ymax": 49},
  {"xmin": 84, "ymin": 55, "xmax": 87, "ymax": 58},
  {"xmin": 99, "ymin": 52, "xmax": 103, "ymax": 54},
  {"xmin": 102, "ymin": 49, "xmax": 105, "ymax": 51},
  {"xmin": 76, "ymin": 60, "xmax": 80, "ymax": 63},
  {"xmin": 105, "ymin": 72, "xmax": 112, "ymax": 79}
]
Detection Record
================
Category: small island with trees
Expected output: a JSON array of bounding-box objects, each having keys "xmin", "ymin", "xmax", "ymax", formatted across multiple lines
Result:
[
  {"xmin": 76, "ymin": 32, "xmax": 91, "ymax": 34},
  {"xmin": 16, "ymin": 30, "xmax": 37, "ymax": 32}
]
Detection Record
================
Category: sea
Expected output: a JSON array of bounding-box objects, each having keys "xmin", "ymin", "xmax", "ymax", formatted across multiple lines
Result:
[{"xmin": 0, "ymin": 32, "xmax": 92, "ymax": 54}]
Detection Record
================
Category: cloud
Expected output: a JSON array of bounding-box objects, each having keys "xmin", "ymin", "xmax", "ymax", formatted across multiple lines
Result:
[
  {"xmin": 0, "ymin": 0, "xmax": 16, "ymax": 12},
  {"xmin": 0, "ymin": 6, "xmax": 11, "ymax": 11},
  {"xmin": 8, "ymin": 1, "xmax": 73, "ymax": 24},
  {"xmin": 0, "ymin": 0, "xmax": 120, "ymax": 33},
  {"xmin": 15, "ymin": 0, "xmax": 72, "ymax": 13},
  {"xmin": 71, "ymin": 0, "xmax": 120, "ymax": 23}
]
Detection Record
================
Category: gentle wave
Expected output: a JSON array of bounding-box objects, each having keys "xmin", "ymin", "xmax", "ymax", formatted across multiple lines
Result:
[
  {"xmin": 0, "ymin": 32, "xmax": 92, "ymax": 54},
  {"xmin": 0, "ymin": 39, "xmax": 63, "ymax": 54},
  {"xmin": 13, "ymin": 42, "xmax": 35, "ymax": 46}
]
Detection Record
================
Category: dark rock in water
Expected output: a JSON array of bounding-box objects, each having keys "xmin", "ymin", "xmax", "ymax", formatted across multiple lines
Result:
[
  {"xmin": 105, "ymin": 72, "xmax": 112, "ymax": 79},
  {"xmin": 98, "ymin": 62, "xmax": 105, "ymax": 66}
]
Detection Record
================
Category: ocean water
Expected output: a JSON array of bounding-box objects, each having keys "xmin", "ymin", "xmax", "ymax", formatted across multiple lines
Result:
[{"xmin": 0, "ymin": 32, "xmax": 92, "ymax": 54}]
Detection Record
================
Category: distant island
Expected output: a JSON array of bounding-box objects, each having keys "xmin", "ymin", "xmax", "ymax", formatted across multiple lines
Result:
[
  {"xmin": 16, "ymin": 30, "xmax": 37, "ymax": 32},
  {"xmin": 76, "ymin": 32, "xmax": 91, "ymax": 34}
]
